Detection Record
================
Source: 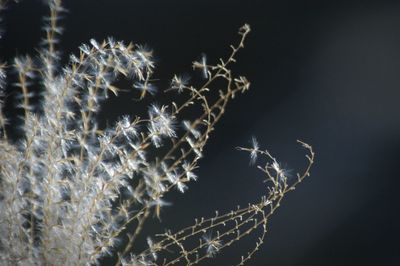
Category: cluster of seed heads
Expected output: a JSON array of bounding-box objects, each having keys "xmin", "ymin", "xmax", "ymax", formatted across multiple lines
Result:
[{"xmin": 0, "ymin": 1, "xmax": 314, "ymax": 265}]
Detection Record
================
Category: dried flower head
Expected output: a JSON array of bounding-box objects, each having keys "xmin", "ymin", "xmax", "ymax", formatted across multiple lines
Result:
[{"xmin": 0, "ymin": 2, "xmax": 313, "ymax": 266}]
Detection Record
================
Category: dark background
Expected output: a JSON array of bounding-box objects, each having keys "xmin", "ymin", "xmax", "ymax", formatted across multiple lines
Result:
[{"xmin": 2, "ymin": 0, "xmax": 400, "ymax": 265}]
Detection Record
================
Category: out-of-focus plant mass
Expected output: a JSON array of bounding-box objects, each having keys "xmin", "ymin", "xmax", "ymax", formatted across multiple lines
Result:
[{"xmin": 0, "ymin": 0, "xmax": 314, "ymax": 265}]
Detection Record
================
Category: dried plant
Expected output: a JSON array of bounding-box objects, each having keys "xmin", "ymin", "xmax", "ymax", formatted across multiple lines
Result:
[{"xmin": 0, "ymin": 1, "xmax": 314, "ymax": 265}]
